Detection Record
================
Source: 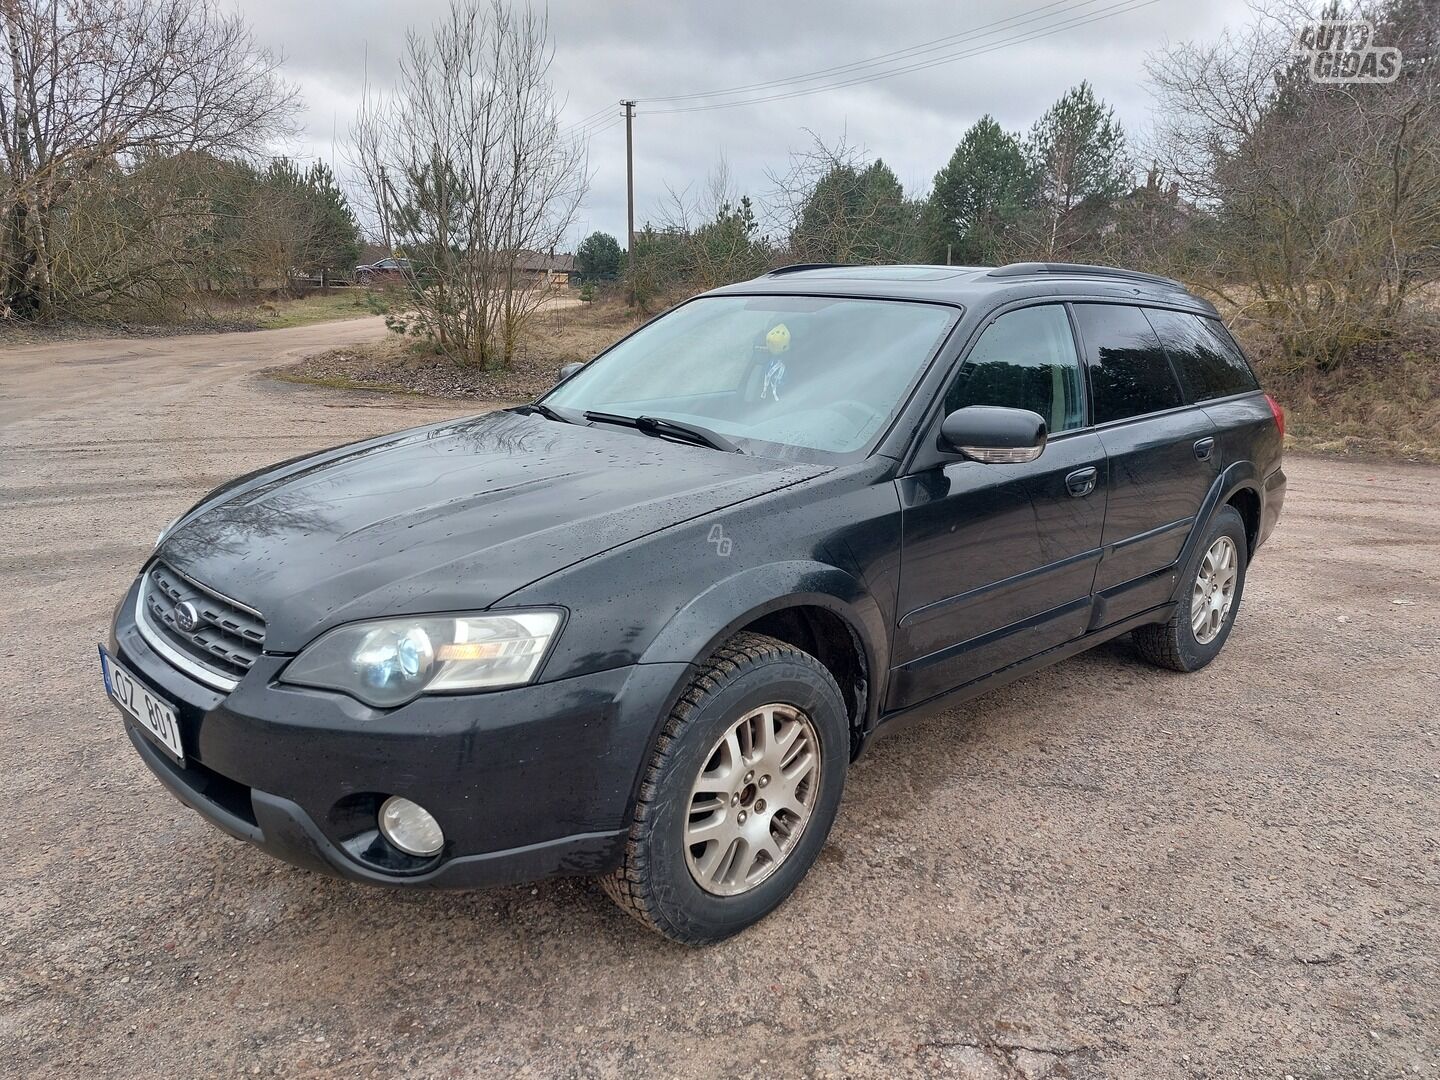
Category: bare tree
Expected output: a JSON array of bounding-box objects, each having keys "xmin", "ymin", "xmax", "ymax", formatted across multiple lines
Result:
[
  {"xmin": 350, "ymin": 0, "xmax": 586, "ymax": 367},
  {"xmin": 1146, "ymin": 0, "xmax": 1440, "ymax": 365},
  {"xmin": 637, "ymin": 157, "xmax": 772, "ymax": 300},
  {"xmin": 0, "ymin": 0, "xmax": 297, "ymax": 319}
]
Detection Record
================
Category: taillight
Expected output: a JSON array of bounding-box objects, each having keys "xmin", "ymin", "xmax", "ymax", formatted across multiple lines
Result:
[{"xmin": 1264, "ymin": 393, "xmax": 1285, "ymax": 438}]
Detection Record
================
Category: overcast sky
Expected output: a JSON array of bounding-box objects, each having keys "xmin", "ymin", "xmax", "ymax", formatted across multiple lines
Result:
[{"xmin": 237, "ymin": 0, "xmax": 1256, "ymax": 250}]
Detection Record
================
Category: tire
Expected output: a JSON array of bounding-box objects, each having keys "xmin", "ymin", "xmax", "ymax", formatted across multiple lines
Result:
[
  {"xmin": 601, "ymin": 631, "xmax": 849, "ymax": 945},
  {"xmin": 1133, "ymin": 505, "xmax": 1248, "ymax": 672}
]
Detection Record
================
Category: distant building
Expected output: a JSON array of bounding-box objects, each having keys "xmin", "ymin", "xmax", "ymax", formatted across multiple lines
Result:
[
  {"xmin": 512, "ymin": 250, "xmax": 575, "ymax": 289},
  {"xmin": 348, "ymin": 246, "xmax": 576, "ymax": 288}
]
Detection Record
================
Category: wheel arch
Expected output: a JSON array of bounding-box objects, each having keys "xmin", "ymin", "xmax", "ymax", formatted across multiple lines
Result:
[
  {"xmin": 1225, "ymin": 484, "xmax": 1261, "ymax": 556},
  {"xmin": 1169, "ymin": 462, "xmax": 1264, "ymax": 607},
  {"xmin": 637, "ymin": 561, "xmax": 890, "ymax": 753}
]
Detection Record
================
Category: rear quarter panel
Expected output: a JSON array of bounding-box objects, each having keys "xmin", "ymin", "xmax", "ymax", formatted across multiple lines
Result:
[
  {"xmin": 1202, "ymin": 393, "xmax": 1282, "ymax": 476},
  {"xmin": 1202, "ymin": 392, "xmax": 1285, "ymax": 548}
]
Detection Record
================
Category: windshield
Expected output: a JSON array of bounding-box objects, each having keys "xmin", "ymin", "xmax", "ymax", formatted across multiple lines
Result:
[{"xmin": 543, "ymin": 295, "xmax": 958, "ymax": 459}]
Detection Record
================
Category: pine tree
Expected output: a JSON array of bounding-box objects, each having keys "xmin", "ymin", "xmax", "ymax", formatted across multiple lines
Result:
[{"xmin": 926, "ymin": 116, "xmax": 1034, "ymax": 265}]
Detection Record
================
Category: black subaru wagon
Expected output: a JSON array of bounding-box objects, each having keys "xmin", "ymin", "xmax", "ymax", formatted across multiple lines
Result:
[{"xmin": 102, "ymin": 262, "xmax": 1285, "ymax": 944}]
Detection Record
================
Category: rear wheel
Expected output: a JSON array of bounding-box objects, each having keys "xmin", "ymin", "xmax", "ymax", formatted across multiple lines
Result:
[
  {"xmin": 601, "ymin": 632, "xmax": 848, "ymax": 944},
  {"xmin": 1133, "ymin": 505, "xmax": 1248, "ymax": 672}
]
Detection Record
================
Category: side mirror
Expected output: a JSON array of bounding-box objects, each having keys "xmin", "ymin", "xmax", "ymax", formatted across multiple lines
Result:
[
  {"xmin": 939, "ymin": 405, "xmax": 1047, "ymax": 464},
  {"xmin": 556, "ymin": 361, "xmax": 584, "ymax": 385}
]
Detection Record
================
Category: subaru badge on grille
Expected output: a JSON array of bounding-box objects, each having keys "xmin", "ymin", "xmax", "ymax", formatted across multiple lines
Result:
[{"xmin": 173, "ymin": 601, "xmax": 201, "ymax": 633}]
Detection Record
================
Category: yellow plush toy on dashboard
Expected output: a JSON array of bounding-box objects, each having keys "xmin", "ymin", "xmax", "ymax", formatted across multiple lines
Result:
[{"xmin": 765, "ymin": 322, "xmax": 791, "ymax": 355}]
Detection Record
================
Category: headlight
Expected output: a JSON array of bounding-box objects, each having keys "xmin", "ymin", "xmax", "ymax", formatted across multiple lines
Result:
[{"xmin": 280, "ymin": 611, "xmax": 562, "ymax": 707}]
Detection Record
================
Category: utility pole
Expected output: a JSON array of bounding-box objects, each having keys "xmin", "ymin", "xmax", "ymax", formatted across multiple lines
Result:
[
  {"xmin": 622, "ymin": 100, "xmax": 636, "ymax": 296},
  {"xmin": 378, "ymin": 165, "xmax": 393, "ymax": 256}
]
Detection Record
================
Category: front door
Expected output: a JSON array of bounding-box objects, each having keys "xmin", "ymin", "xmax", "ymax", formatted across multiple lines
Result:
[{"xmin": 890, "ymin": 303, "xmax": 1107, "ymax": 710}]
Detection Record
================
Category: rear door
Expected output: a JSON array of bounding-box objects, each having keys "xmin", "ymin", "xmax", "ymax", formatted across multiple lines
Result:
[
  {"xmin": 890, "ymin": 303, "xmax": 1107, "ymax": 709},
  {"xmin": 1071, "ymin": 303, "xmax": 1219, "ymax": 626},
  {"xmin": 1143, "ymin": 308, "xmax": 1273, "ymax": 492}
]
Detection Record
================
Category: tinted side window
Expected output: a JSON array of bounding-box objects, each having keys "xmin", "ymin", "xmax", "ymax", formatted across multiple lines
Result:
[
  {"xmin": 1072, "ymin": 303, "xmax": 1183, "ymax": 424},
  {"xmin": 944, "ymin": 304, "xmax": 1085, "ymax": 432},
  {"xmin": 1144, "ymin": 308, "xmax": 1259, "ymax": 402}
]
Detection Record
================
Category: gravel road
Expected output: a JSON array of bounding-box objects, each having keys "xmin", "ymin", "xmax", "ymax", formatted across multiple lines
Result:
[{"xmin": 1, "ymin": 323, "xmax": 1436, "ymax": 1079}]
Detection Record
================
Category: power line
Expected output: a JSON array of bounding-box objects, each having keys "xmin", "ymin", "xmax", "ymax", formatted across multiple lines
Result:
[
  {"xmin": 579, "ymin": 116, "xmax": 623, "ymax": 141},
  {"xmin": 634, "ymin": 0, "xmax": 1088, "ymax": 104},
  {"xmin": 564, "ymin": 0, "xmax": 1162, "ymax": 245},
  {"xmin": 559, "ymin": 104, "xmax": 626, "ymax": 142},
  {"xmin": 562, "ymin": 116, "xmax": 618, "ymax": 139},
  {"xmin": 563, "ymin": 113, "xmax": 624, "ymax": 147},
  {"xmin": 561, "ymin": 104, "xmax": 619, "ymax": 135},
  {"xmin": 646, "ymin": 0, "xmax": 1163, "ymax": 115},
  {"xmin": 567, "ymin": 104, "xmax": 614, "ymax": 126},
  {"xmin": 562, "ymin": 0, "xmax": 1097, "ymax": 130},
  {"xmin": 563, "ymin": 110, "xmax": 626, "ymax": 143}
]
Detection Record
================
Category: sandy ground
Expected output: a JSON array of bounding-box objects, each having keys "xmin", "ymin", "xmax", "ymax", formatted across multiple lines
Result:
[{"xmin": 0, "ymin": 323, "xmax": 1436, "ymax": 1080}]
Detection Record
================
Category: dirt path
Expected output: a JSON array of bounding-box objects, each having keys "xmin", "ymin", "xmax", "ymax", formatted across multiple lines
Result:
[
  {"xmin": 0, "ymin": 327, "xmax": 1436, "ymax": 1079},
  {"xmin": 0, "ymin": 317, "xmax": 392, "ymax": 427}
]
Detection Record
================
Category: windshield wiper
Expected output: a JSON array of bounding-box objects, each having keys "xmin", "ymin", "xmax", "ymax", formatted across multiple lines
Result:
[
  {"xmin": 638, "ymin": 415, "xmax": 743, "ymax": 453},
  {"xmin": 515, "ymin": 402, "xmax": 583, "ymax": 425},
  {"xmin": 583, "ymin": 411, "xmax": 743, "ymax": 454}
]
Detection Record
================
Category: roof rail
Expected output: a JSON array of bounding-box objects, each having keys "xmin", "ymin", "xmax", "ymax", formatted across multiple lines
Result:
[
  {"xmin": 987, "ymin": 262, "xmax": 1185, "ymax": 289},
  {"xmin": 766, "ymin": 263, "xmax": 846, "ymax": 276}
]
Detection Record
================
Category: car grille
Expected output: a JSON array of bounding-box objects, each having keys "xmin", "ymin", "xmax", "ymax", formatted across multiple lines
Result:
[{"xmin": 140, "ymin": 562, "xmax": 266, "ymax": 685}]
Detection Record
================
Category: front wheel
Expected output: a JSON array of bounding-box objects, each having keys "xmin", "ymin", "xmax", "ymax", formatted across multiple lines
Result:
[
  {"xmin": 601, "ymin": 632, "xmax": 849, "ymax": 944},
  {"xmin": 1133, "ymin": 505, "xmax": 1248, "ymax": 672}
]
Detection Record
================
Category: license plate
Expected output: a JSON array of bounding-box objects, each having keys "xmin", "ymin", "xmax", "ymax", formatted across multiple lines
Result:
[{"xmin": 100, "ymin": 646, "xmax": 184, "ymax": 764}]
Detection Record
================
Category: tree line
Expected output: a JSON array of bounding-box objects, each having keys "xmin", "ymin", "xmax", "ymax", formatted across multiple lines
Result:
[
  {"xmin": 596, "ymin": 81, "xmax": 1134, "ymax": 306},
  {"xmin": 0, "ymin": 0, "xmax": 360, "ymax": 323},
  {"xmin": 582, "ymin": 0, "xmax": 1437, "ymax": 372},
  {"xmin": 3, "ymin": 0, "xmax": 1434, "ymax": 380}
]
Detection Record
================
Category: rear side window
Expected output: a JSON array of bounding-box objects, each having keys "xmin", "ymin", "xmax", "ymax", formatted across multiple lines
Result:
[
  {"xmin": 1144, "ymin": 308, "xmax": 1259, "ymax": 402},
  {"xmin": 944, "ymin": 304, "xmax": 1086, "ymax": 433},
  {"xmin": 1072, "ymin": 303, "xmax": 1184, "ymax": 424}
]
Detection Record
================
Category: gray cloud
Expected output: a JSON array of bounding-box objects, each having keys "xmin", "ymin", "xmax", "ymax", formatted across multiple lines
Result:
[{"xmin": 240, "ymin": 0, "xmax": 1256, "ymax": 248}]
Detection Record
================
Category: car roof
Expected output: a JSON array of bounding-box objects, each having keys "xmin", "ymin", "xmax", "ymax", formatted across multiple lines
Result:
[{"xmin": 705, "ymin": 262, "xmax": 1220, "ymax": 317}]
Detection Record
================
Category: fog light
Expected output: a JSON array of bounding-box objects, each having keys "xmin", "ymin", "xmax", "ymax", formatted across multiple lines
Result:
[{"xmin": 378, "ymin": 796, "xmax": 444, "ymax": 857}]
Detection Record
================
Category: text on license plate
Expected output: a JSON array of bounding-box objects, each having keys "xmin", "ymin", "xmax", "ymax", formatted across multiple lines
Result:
[{"xmin": 100, "ymin": 646, "xmax": 184, "ymax": 763}]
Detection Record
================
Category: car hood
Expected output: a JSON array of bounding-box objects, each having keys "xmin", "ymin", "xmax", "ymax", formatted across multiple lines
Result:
[{"xmin": 157, "ymin": 410, "xmax": 824, "ymax": 651}]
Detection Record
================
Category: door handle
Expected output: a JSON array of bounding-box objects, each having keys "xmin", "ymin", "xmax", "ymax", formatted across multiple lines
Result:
[
  {"xmin": 1065, "ymin": 466, "xmax": 1098, "ymax": 497},
  {"xmin": 1193, "ymin": 437, "xmax": 1216, "ymax": 461}
]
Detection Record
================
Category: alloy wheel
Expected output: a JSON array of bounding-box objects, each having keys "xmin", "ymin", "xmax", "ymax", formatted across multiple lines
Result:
[
  {"xmin": 683, "ymin": 703, "xmax": 821, "ymax": 897},
  {"xmin": 1192, "ymin": 535, "xmax": 1239, "ymax": 645}
]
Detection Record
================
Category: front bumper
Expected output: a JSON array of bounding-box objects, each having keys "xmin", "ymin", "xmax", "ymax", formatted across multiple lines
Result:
[{"xmin": 107, "ymin": 577, "xmax": 689, "ymax": 888}]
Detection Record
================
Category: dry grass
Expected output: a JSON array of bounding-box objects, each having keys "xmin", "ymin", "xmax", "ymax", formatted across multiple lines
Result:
[
  {"xmin": 183, "ymin": 287, "xmax": 375, "ymax": 329},
  {"xmin": 1257, "ymin": 345, "xmax": 1440, "ymax": 463},
  {"xmin": 273, "ymin": 297, "xmax": 645, "ymax": 403},
  {"xmin": 1212, "ymin": 289, "xmax": 1440, "ymax": 463},
  {"xmin": 244, "ymin": 290, "xmax": 375, "ymax": 329}
]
